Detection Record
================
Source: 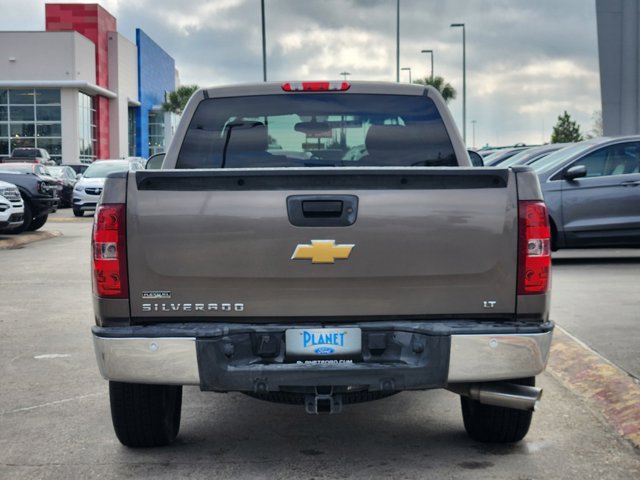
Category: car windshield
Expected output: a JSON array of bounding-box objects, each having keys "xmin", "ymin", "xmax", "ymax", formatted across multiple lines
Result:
[
  {"xmin": 531, "ymin": 142, "xmax": 599, "ymax": 173},
  {"xmin": 82, "ymin": 161, "xmax": 130, "ymax": 178},
  {"xmin": 176, "ymin": 93, "xmax": 456, "ymax": 168}
]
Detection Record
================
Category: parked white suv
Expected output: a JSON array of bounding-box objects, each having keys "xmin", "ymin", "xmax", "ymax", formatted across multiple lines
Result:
[
  {"xmin": 0, "ymin": 180, "xmax": 25, "ymax": 232},
  {"xmin": 72, "ymin": 160, "xmax": 142, "ymax": 217}
]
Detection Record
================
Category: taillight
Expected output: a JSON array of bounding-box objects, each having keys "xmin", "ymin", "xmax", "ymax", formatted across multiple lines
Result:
[
  {"xmin": 281, "ymin": 81, "xmax": 350, "ymax": 92},
  {"xmin": 517, "ymin": 201, "xmax": 551, "ymax": 295},
  {"xmin": 92, "ymin": 204, "xmax": 128, "ymax": 299}
]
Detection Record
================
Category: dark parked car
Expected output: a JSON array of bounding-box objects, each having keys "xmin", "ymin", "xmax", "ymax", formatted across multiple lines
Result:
[
  {"xmin": 483, "ymin": 147, "xmax": 531, "ymax": 166},
  {"xmin": 0, "ymin": 170, "xmax": 57, "ymax": 233},
  {"xmin": 5, "ymin": 147, "xmax": 55, "ymax": 165},
  {"xmin": 0, "ymin": 163, "xmax": 61, "ymax": 206},
  {"xmin": 498, "ymin": 144, "xmax": 571, "ymax": 168},
  {"xmin": 47, "ymin": 165, "xmax": 78, "ymax": 207},
  {"xmin": 532, "ymin": 136, "xmax": 640, "ymax": 249}
]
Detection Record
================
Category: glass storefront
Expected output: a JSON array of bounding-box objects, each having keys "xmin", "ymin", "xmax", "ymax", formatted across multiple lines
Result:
[
  {"xmin": 148, "ymin": 111, "xmax": 165, "ymax": 156},
  {"xmin": 78, "ymin": 92, "xmax": 97, "ymax": 164},
  {"xmin": 0, "ymin": 88, "xmax": 62, "ymax": 162},
  {"xmin": 128, "ymin": 107, "xmax": 137, "ymax": 157}
]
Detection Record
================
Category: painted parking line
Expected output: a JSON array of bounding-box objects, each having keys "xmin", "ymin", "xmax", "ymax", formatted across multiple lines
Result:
[{"xmin": 547, "ymin": 326, "xmax": 640, "ymax": 448}]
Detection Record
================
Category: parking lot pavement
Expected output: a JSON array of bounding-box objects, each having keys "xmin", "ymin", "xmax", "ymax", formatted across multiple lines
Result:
[{"xmin": 0, "ymin": 220, "xmax": 639, "ymax": 479}]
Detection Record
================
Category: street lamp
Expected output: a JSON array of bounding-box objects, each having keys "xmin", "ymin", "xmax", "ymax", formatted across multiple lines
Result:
[
  {"xmin": 450, "ymin": 22, "xmax": 466, "ymax": 144},
  {"xmin": 261, "ymin": 0, "xmax": 267, "ymax": 82},
  {"xmin": 421, "ymin": 49, "xmax": 434, "ymax": 80},
  {"xmin": 340, "ymin": 71, "xmax": 351, "ymax": 81},
  {"xmin": 401, "ymin": 67, "xmax": 412, "ymax": 83},
  {"xmin": 396, "ymin": 0, "xmax": 400, "ymax": 82},
  {"xmin": 471, "ymin": 120, "xmax": 477, "ymax": 149}
]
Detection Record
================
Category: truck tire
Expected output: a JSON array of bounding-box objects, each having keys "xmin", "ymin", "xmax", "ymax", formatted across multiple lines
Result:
[
  {"xmin": 6, "ymin": 201, "xmax": 32, "ymax": 234},
  {"xmin": 109, "ymin": 381, "xmax": 182, "ymax": 448},
  {"xmin": 460, "ymin": 377, "xmax": 535, "ymax": 443},
  {"xmin": 73, "ymin": 208, "xmax": 83, "ymax": 217},
  {"xmin": 27, "ymin": 215, "xmax": 48, "ymax": 231}
]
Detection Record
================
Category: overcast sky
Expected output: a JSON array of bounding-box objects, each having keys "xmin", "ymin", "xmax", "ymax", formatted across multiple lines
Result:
[{"xmin": 0, "ymin": 0, "xmax": 601, "ymax": 147}]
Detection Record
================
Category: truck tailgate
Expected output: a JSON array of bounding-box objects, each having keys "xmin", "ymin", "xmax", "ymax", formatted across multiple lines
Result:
[{"xmin": 126, "ymin": 168, "xmax": 518, "ymax": 320}]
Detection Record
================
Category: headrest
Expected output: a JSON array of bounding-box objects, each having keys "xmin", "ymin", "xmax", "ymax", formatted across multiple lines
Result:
[
  {"xmin": 365, "ymin": 124, "xmax": 430, "ymax": 153},
  {"xmin": 225, "ymin": 122, "xmax": 269, "ymax": 152}
]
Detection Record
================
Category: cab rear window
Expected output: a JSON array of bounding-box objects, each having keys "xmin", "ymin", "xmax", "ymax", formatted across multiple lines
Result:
[{"xmin": 176, "ymin": 94, "xmax": 456, "ymax": 169}]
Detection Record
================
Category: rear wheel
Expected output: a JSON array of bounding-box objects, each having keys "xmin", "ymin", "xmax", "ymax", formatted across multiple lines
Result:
[
  {"xmin": 27, "ymin": 215, "xmax": 48, "ymax": 231},
  {"xmin": 460, "ymin": 377, "xmax": 535, "ymax": 443},
  {"xmin": 109, "ymin": 382, "xmax": 182, "ymax": 448},
  {"xmin": 73, "ymin": 208, "xmax": 83, "ymax": 217},
  {"xmin": 6, "ymin": 201, "xmax": 32, "ymax": 234}
]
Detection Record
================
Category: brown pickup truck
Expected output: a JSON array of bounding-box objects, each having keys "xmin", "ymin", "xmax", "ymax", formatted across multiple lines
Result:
[{"xmin": 91, "ymin": 81, "xmax": 553, "ymax": 447}]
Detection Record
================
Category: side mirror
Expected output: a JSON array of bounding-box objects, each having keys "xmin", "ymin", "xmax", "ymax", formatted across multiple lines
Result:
[
  {"xmin": 564, "ymin": 165, "xmax": 587, "ymax": 180},
  {"xmin": 76, "ymin": 173, "xmax": 82, "ymax": 180},
  {"xmin": 146, "ymin": 153, "xmax": 166, "ymax": 170},
  {"xmin": 467, "ymin": 150, "xmax": 484, "ymax": 167}
]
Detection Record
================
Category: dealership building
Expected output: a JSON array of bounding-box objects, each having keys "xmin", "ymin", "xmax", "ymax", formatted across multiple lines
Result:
[{"xmin": 0, "ymin": 3, "xmax": 178, "ymax": 164}]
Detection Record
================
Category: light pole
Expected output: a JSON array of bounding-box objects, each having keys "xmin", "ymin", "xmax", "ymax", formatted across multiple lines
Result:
[
  {"xmin": 421, "ymin": 49, "xmax": 433, "ymax": 80},
  {"xmin": 471, "ymin": 120, "xmax": 477, "ymax": 149},
  {"xmin": 450, "ymin": 23, "xmax": 466, "ymax": 144},
  {"xmin": 261, "ymin": 0, "xmax": 267, "ymax": 82},
  {"xmin": 401, "ymin": 67, "xmax": 412, "ymax": 83},
  {"xmin": 340, "ymin": 71, "xmax": 351, "ymax": 81},
  {"xmin": 396, "ymin": 0, "xmax": 400, "ymax": 82}
]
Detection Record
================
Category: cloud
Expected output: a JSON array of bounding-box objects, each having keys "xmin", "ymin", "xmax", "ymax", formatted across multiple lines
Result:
[{"xmin": 0, "ymin": 0, "xmax": 602, "ymax": 145}]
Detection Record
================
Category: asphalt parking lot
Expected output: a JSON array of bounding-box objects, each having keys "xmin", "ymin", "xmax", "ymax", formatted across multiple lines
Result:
[{"xmin": 0, "ymin": 210, "xmax": 639, "ymax": 479}]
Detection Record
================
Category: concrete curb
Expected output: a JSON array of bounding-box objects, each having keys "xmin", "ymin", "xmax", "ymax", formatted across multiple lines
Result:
[
  {"xmin": 0, "ymin": 230, "xmax": 63, "ymax": 250},
  {"xmin": 548, "ymin": 326, "xmax": 640, "ymax": 449}
]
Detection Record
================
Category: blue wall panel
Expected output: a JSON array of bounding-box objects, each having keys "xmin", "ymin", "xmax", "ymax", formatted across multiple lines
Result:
[{"xmin": 136, "ymin": 29, "xmax": 175, "ymax": 158}]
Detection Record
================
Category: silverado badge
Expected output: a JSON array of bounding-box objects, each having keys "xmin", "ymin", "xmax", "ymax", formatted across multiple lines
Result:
[{"xmin": 291, "ymin": 240, "xmax": 354, "ymax": 264}]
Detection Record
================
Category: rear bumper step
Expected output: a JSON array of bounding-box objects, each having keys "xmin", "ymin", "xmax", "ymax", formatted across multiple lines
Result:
[{"xmin": 92, "ymin": 321, "xmax": 553, "ymax": 391}]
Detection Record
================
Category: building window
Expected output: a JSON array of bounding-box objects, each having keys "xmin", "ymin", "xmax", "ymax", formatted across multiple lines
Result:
[
  {"xmin": 78, "ymin": 92, "xmax": 97, "ymax": 164},
  {"xmin": 148, "ymin": 111, "xmax": 165, "ymax": 156},
  {"xmin": 128, "ymin": 107, "xmax": 137, "ymax": 157},
  {"xmin": 0, "ymin": 88, "xmax": 62, "ymax": 162}
]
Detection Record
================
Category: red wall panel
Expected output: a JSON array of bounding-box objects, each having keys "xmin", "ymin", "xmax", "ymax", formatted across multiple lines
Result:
[{"xmin": 46, "ymin": 4, "xmax": 116, "ymax": 159}]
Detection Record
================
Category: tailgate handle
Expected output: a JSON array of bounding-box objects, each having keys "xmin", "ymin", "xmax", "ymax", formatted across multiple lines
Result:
[
  {"xmin": 302, "ymin": 200, "xmax": 343, "ymax": 217},
  {"xmin": 287, "ymin": 195, "xmax": 358, "ymax": 227}
]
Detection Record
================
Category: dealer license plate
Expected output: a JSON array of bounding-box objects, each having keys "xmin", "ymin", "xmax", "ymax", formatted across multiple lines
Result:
[{"xmin": 285, "ymin": 328, "xmax": 362, "ymax": 357}]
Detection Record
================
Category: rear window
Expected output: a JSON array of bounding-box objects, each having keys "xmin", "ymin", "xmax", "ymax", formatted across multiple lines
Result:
[{"xmin": 176, "ymin": 94, "xmax": 456, "ymax": 169}]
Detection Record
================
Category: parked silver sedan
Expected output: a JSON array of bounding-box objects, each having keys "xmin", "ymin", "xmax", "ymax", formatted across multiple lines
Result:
[{"xmin": 532, "ymin": 136, "xmax": 640, "ymax": 249}]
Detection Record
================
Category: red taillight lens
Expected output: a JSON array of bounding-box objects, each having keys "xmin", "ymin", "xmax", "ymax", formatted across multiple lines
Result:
[
  {"xmin": 517, "ymin": 201, "xmax": 551, "ymax": 295},
  {"xmin": 92, "ymin": 204, "xmax": 128, "ymax": 299},
  {"xmin": 281, "ymin": 81, "xmax": 350, "ymax": 92}
]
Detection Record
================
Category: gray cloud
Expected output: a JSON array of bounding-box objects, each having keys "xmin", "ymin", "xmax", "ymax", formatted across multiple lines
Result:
[{"xmin": 0, "ymin": 0, "xmax": 602, "ymax": 145}]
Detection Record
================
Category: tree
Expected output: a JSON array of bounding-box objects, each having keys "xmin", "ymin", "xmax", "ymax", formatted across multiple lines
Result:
[
  {"xmin": 162, "ymin": 85, "xmax": 199, "ymax": 115},
  {"xmin": 585, "ymin": 110, "xmax": 603, "ymax": 139},
  {"xmin": 551, "ymin": 111, "xmax": 583, "ymax": 143},
  {"xmin": 413, "ymin": 76, "xmax": 457, "ymax": 103}
]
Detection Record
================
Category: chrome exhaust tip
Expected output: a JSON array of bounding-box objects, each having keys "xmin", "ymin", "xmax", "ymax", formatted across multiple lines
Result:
[{"xmin": 448, "ymin": 383, "xmax": 542, "ymax": 411}]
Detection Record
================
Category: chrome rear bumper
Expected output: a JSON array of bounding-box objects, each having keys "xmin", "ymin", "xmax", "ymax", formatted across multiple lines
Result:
[{"xmin": 92, "ymin": 322, "xmax": 553, "ymax": 388}]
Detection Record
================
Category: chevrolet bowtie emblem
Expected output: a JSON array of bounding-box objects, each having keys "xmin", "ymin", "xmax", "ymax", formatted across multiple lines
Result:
[{"xmin": 291, "ymin": 240, "xmax": 355, "ymax": 264}]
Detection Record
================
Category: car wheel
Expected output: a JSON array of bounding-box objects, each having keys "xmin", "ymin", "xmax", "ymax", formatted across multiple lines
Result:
[
  {"xmin": 109, "ymin": 381, "xmax": 182, "ymax": 448},
  {"xmin": 73, "ymin": 208, "xmax": 83, "ymax": 217},
  {"xmin": 27, "ymin": 215, "xmax": 48, "ymax": 231},
  {"xmin": 460, "ymin": 377, "xmax": 535, "ymax": 443},
  {"xmin": 5, "ymin": 200, "xmax": 32, "ymax": 234}
]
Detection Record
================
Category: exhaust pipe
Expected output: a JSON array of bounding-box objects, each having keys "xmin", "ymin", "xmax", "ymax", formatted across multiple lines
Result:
[{"xmin": 448, "ymin": 382, "xmax": 542, "ymax": 411}]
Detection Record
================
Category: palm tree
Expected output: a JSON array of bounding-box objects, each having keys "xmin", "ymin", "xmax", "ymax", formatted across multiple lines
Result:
[
  {"xmin": 413, "ymin": 76, "xmax": 457, "ymax": 103},
  {"xmin": 162, "ymin": 85, "xmax": 200, "ymax": 115}
]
